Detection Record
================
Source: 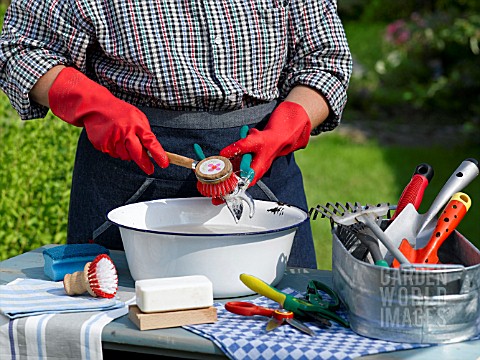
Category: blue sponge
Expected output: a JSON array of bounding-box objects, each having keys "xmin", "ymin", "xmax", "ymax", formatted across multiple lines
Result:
[{"xmin": 43, "ymin": 244, "xmax": 110, "ymax": 281}]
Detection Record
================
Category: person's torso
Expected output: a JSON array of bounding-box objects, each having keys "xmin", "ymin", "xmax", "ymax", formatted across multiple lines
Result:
[{"xmin": 78, "ymin": 0, "xmax": 291, "ymax": 110}]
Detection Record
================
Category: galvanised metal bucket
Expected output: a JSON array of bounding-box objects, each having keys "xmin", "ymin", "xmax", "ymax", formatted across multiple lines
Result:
[{"xmin": 332, "ymin": 229, "xmax": 480, "ymax": 343}]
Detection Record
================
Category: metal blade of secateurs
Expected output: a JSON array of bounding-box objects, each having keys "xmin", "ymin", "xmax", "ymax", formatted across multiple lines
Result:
[
  {"xmin": 223, "ymin": 177, "xmax": 255, "ymax": 223},
  {"xmin": 304, "ymin": 312, "xmax": 332, "ymax": 328},
  {"xmin": 225, "ymin": 196, "xmax": 243, "ymax": 223},
  {"xmin": 225, "ymin": 124, "xmax": 256, "ymax": 223},
  {"xmin": 265, "ymin": 318, "xmax": 283, "ymax": 332},
  {"xmin": 286, "ymin": 318, "xmax": 315, "ymax": 336}
]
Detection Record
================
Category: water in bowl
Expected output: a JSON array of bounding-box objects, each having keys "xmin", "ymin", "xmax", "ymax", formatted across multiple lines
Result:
[{"xmin": 152, "ymin": 223, "xmax": 268, "ymax": 234}]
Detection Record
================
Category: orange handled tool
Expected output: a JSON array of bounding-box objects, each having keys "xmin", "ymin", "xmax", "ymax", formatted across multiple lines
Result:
[
  {"xmin": 392, "ymin": 192, "xmax": 471, "ymax": 267},
  {"xmin": 225, "ymin": 301, "xmax": 276, "ymax": 317},
  {"xmin": 224, "ymin": 301, "xmax": 315, "ymax": 336}
]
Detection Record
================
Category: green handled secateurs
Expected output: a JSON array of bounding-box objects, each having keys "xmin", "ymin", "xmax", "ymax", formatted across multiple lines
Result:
[{"xmin": 240, "ymin": 273, "xmax": 349, "ymax": 328}]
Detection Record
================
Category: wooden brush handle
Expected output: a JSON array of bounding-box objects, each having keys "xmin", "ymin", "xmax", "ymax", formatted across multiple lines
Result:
[
  {"xmin": 163, "ymin": 151, "xmax": 234, "ymax": 185},
  {"xmin": 166, "ymin": 151, "xmax": 196, "ymax": 169},
  {"xmin": 166, "ymin": 151, "xmax": 234, "ymax": 185},
  {"xmin": 148, "ymin": 150, "xmax": 196, "ymax": 169},
  {"xmin": 63, "ymin": 263, "xmax": 96, "ymax": 297}
]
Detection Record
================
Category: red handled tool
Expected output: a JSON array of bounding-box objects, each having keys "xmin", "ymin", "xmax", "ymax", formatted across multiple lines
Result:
[
  {"xmin": 389, "ymin": 163, "xmax": 434, "ymax": 223},
  {"xmin": 225, "ymin": 301, "xmax": 315, "ymax": 336},
  {"xmin": 392, "ymin": 192, "xmax": 471, "ymax": 267}
]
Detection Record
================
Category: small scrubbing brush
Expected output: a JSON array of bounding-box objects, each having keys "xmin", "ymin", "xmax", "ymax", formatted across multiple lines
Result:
[
  {"xmin": 63, "ymin": 254, "xmax": 118, "ymax": 298},
  {"xmin": 164, "ymin": 151, "xmax": 239, "ymax": 199},
  {"xmin": 195, "ymin": 156, "xmax": 240, "ymax": 198}
]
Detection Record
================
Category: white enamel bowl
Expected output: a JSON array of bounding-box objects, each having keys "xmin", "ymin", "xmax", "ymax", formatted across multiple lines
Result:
[{"xmin": 107, "ymin": 197, "xmax": 307, "ymax": 298}]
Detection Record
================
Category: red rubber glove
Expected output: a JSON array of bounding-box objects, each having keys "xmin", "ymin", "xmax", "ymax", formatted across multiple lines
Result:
[
  {"xmin": 48, "ymin": 67, "xmax": 169, "ymax": 175},
  {"xmin": 220, "ymin": 101, "xmax": 311, "ymax": 186}
]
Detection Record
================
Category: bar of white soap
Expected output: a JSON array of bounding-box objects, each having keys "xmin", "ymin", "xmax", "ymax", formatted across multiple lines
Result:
[{"xmin": 135, "ymin": 275, "xmax": 214, "ymax": 313}]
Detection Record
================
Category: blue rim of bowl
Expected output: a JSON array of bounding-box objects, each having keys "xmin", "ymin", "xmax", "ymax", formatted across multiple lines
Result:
[{"xmin": 106, "ymin": 201, "xmax": 309, "ymax": 237}]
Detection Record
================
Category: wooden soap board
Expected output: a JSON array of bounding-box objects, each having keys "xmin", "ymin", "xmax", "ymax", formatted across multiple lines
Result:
[{"xmin": 129, "ymin": 305, "xmax": 217, "ymax": 331}]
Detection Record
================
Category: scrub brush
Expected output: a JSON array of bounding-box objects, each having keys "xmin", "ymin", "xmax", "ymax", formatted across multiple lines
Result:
[
  {"xmin": 194, "ymin": 155, "xmax": 239, "ymax": 198},
  {"xmin": 63, "ymin": 254, "xmax": 118, "ymax": 298},
  {"xmin": 192, "ymin": 125, "xmax": 254, "ymax": 200},
  {"xmin": 191, "ymin": 127, "xmax": 255, "ymax": 221}
]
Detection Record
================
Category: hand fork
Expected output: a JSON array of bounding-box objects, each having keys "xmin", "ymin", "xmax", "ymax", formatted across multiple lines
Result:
[
  {"xmin": 348, "ymin": 223, "xmax": 389, "ymax": 267},
  {"xmin": 335, "ymin": 224, "xmax": 370, "ymax": 262}
]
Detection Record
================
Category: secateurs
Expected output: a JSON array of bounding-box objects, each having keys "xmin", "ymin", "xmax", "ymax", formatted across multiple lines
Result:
[
  {"xmin": 225, "ymin": 301, "xmax": 315, "ymax": 336},
  {"xmin": 239, "ymin": 273, "xmax": 349, "ymax": 328},
  {"xmin": 194, "ymin": 125, "xmax": 256, "ymax": 223}
]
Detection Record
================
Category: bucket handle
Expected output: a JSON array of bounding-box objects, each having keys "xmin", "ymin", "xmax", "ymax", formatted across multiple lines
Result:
[
  {"xmin": 399, "ymin": 263, "xmax": 473, "ymax": 294},
  {"xmin": 398, "ymin": 263, "xmax": 466, "ymax": 272}
]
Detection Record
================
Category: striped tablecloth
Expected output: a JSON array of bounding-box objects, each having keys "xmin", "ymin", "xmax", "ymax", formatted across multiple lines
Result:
[{"xmin": 0, "ymin": 278, "xmax": 134, "ymax": 360}]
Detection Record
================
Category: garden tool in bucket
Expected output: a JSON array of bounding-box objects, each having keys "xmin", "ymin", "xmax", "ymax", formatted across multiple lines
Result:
[
  {"xmin": 391, "ymin": 192, "xmax": 472, "ymax": 268},
  {"xmin": 334, "ymin": 224, "xmax": 370, "ymax": 263},
  {"xmin": 344, "ymin": 223, "xmax": 389, "ymax": 267},
  {"xmin": 387, "ymin": 162, "xmax": 434, "ymax": 223},
  {"xmin": 312, "ymin": 202, "xmax": 410, "ymax": 265},
  {"xmin": 384, "ymin": 158, "xmax": 479, "ymax": 252}
]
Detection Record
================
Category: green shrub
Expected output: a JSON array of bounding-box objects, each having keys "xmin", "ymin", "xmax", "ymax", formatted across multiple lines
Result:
[
  {"xmin": 0, "ymin": 4, "xmax": 6, "ymax": 27},
  {"xmin": 0, "ymin": 96, "xmax": 80, "ymax": 260},
  {"xmin": 345, "ymin": 8, "xmax": 480, "ymax": 145},
  {"xmin": 376, "ymin": 11, "xmax": 480, "ymax": 127},
  {"xmin": 356, "ymin": 0, "xmax": 480, "ymax": 22}
]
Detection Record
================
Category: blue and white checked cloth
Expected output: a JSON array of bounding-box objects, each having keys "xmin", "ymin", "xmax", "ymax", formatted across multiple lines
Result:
[
  {"xmin": 184, "ymin": 288, "xmax": 480, "ymax": 360},
  {"xmin": 0, "ymin": 278, "xmax": 134, "ymax": 360}
]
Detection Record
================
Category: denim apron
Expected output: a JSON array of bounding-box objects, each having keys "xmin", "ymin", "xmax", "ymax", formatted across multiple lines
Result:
[{"xmin": 67, "ymin": 101, "xmax": 317, "ymax": 268}]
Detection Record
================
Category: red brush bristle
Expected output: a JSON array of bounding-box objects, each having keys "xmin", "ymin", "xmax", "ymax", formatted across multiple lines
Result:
[
  {"xmin": 197, "ymin": 174, "xmax": 239, "ymax": 199},
  {"xmin": 87, "ymin": 254, "xmax": 118, "ymax": 298}
]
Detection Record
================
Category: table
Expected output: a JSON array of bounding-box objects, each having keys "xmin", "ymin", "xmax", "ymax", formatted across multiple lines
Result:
[{"xmin": 1, "ymin": 245, "xmax": 479, "ymax": 359}]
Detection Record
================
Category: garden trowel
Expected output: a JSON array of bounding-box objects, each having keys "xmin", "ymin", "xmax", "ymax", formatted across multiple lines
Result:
[
  {"xmin": 384, "ymin": 158, "xmax": 479, "ymax": 257},
  {"xmin": 388, "ymin": 163, "xmax": 434, "ymax": 223}
]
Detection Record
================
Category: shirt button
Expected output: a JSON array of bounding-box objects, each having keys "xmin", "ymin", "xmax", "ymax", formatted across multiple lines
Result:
[{"xmin": 214, "ymin": 35, "xmax": 222, "ymax": 45}]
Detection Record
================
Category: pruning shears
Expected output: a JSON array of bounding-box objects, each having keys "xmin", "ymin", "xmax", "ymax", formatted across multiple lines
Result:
[
  {"xmin": 238, "ymin": 125, "xmax": 255, "ymax": 183},
  {"xmin": 193, "ymin": 129, "xmax": 255, "ymax": 222},
  {"xmin": 219, "ymin": 125, "xmax": 255, "ymax": 221},
  {"xmin": 225, "ymin": 301, "xmax": 315, "ymax": 336},
  {"xmin": 239, "ymin": 273, "xmax": 349, "ymax": 328}
]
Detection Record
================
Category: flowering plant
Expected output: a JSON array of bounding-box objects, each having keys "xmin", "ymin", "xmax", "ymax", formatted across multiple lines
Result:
[{"xmin": 375, "ymin": 10, "xmax": 480, "ymax": 126}]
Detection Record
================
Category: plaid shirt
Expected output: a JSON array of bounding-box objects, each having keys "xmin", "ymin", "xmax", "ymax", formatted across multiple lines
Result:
[{"xmin": 0, "ymin": 0, "xmax": 352, "ymax": 133}]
